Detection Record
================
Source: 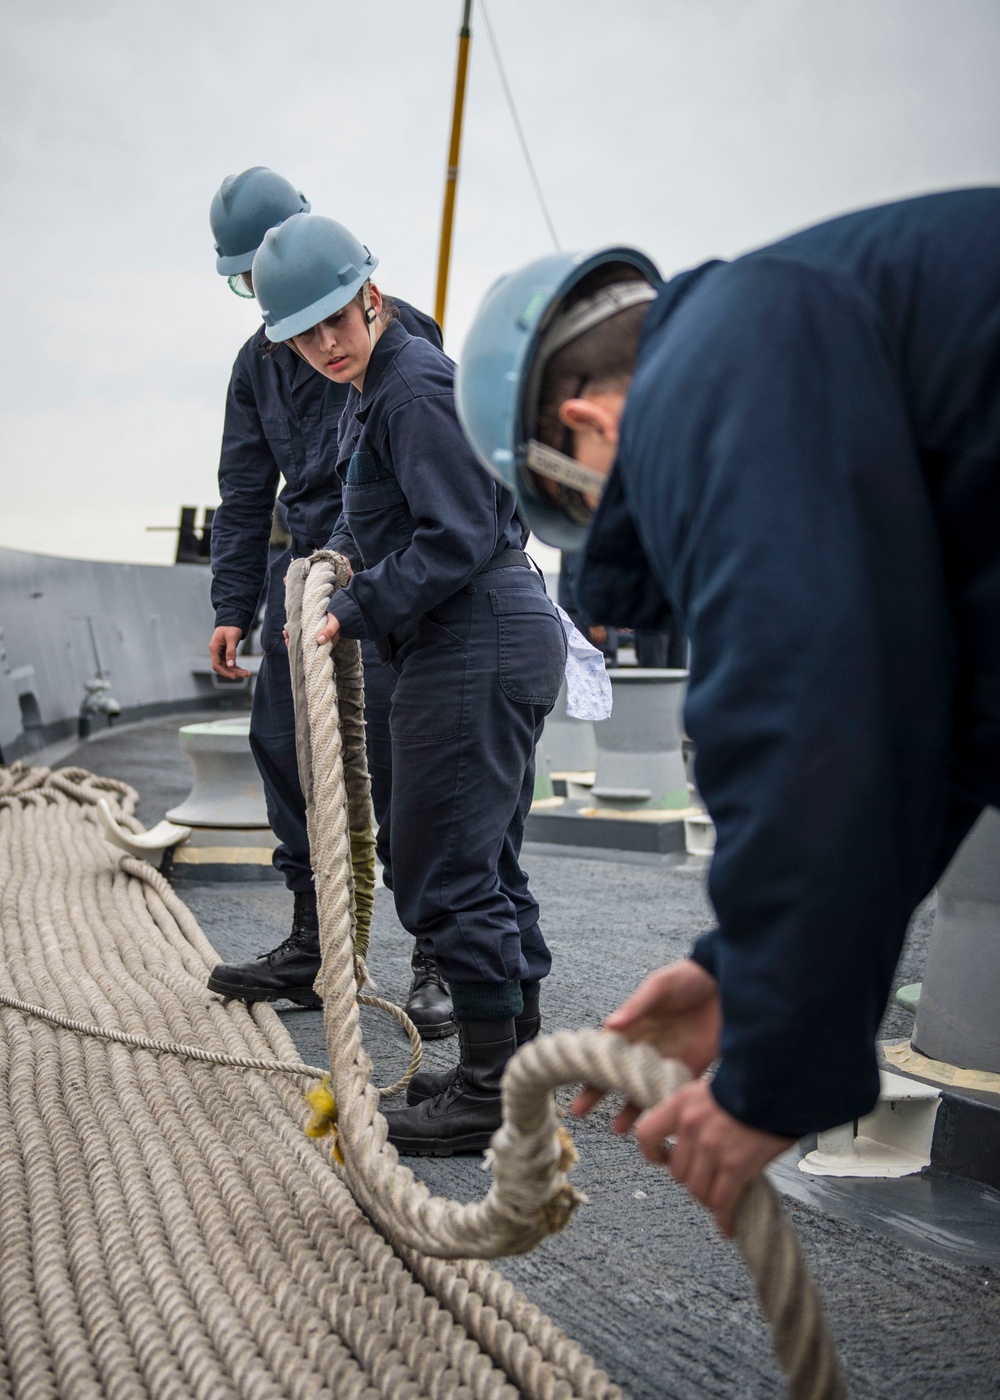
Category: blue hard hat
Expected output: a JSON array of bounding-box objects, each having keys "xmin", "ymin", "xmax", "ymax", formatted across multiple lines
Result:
[
  {"xmin": 252, "ymin": 213, "xmax": 379, "ymax": 342},
  {"xmin": 456, "ymin": 248, "xmax": 660, "ymax": 549},
  {"xmin": 210, "ymin": 167, "xmax": 310, "ymax": 276}
]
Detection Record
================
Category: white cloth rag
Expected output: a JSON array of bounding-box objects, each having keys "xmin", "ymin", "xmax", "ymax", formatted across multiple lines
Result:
[{"xmin": 556, "ymin": 605, "xmax": 613, "ymax": 721}]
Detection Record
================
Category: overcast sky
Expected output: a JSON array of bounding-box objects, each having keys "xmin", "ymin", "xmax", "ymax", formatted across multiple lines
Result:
[{"xmin": 2, "ymin": 0, "xmax": 998, "ymax": 566}]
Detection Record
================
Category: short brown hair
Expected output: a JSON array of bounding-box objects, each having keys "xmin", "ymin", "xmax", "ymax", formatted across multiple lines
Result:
[{"xmin": 534, "ymin": 266, "xmax": 651, "ymax": 450}]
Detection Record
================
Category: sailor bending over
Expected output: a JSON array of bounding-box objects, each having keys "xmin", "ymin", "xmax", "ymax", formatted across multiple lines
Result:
[{"xmin": 456, "ymin": 188, "xmax": 1000, "ymax": 1231}]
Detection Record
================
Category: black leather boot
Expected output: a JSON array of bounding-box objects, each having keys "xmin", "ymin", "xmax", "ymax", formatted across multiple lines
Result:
[
  {"xmin": 515, "ymin": 990, "xmax": 541, "ymax": 1045},
  {"xmin": 207, "ymin": 890, "xmax": 322, "ymax": 1007},
  {"xmin": 405, "ymin": 948, "xmax": 456, "ymax": 1040},
  {"xmin": 384, "ymin": 1018, "xmax": 516, "ymax": 1156},
  {"xmin": 405, "ymin": 992, "xmax": 540, "ymax": 1105}
]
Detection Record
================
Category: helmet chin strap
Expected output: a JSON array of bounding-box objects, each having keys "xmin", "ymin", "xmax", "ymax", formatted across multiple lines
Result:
[{"xmin": 362, "ymin": 281, "xmax": 378, "ymax": 350}]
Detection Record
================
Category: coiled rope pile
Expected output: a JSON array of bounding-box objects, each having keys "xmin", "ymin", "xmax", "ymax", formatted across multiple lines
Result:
[
  {"xmin": 0, "ymin": 549, "xmax": 847, "ymax": 1400},
  {"xmin": 0, "ymin": 763, "xmax": 617, "ymax": 1399}
]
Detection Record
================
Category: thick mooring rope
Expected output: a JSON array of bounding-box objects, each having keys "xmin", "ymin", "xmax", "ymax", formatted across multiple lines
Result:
[
  {"xmin": 0, "ymin": 762, "xmax": 619, "ymax": 1399},
  {"xmin": 286, "ymin": 552, "xmax": 847, "ymax": 1400}
]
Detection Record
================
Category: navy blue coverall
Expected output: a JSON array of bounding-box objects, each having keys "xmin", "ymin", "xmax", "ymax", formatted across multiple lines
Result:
[
  {"xmin": 559, "ymin": 550, "xmax": 685, "ymax": 668},
  {"xmin": 578, "ymin": 188, "xmax": 1000, "ymax": 1138},
  {"xmin": 558, "ymin": 550, "xmax": 617, "ymax": 663},
  {"xmin": 325, "ymin": 319, "xmax": 566, "ymax": 1016},
  {"xmin": 211, "ymin": 301, "xmax": 440, "ymax": 891}
]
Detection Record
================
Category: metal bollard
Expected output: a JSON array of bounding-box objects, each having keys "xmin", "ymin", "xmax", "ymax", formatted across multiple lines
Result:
[
  {"xmin": 165, "ymin": 717, "xmax": 269, "ymax": 828},
  {"xmin": 541, "ymin": 679, "xmax": 599, "ymax": 776},
  {"xmin": 591, "ymin": 669, "xmax": 688, "ymax": 810},
  {"xmin": 912, "ymin": 806, "xmax": 1000, "ymax": 1074}
]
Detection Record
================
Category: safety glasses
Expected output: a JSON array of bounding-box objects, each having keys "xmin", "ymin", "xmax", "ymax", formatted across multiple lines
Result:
[{"xmin": 227, "ymin": 273, "xmax": 255, "ymax": 299}]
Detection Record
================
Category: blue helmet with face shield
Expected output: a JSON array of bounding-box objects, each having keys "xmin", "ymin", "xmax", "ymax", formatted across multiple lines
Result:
[
  {"xmin": 251, "ymin": 213, "xmax": 380, "ymax": 343},
  {"xmin": 210, "ymin": 167, "xmax": 310, "ymax": 278},
  {"xmin": 455, "ymin": 248, "xmax": 660, "ymax": 550}
]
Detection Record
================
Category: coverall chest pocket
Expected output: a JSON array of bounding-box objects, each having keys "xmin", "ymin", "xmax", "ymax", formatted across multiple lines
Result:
[
  {"xmin": 490, "ymin": 589, "xmax": 567, "ymax": 708},
  {"xmin": 342, "ymin": 475, "xmax": 413, "ymax": 565},
  {"xmin": 260, "ymin": 417, "xmax": 302, "ymax": 491}
]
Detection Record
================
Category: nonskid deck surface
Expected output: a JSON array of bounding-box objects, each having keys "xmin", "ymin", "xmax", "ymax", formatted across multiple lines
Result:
[{"xmin": 57, "ymin": 715, "xmax": 1000, "ymax": 1399}]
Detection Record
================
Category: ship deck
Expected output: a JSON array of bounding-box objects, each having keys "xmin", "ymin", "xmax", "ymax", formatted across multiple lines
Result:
[{"xmin": 42, "ymin": 711, "xmax": 1000, "ymax": 1399}]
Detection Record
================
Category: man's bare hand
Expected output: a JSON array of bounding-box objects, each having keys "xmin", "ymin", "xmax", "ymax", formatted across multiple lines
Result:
[
  {"xmin": 209, "ymin": 626, "xmax": 250, "ymax": 679},
  {"xmin": 588, "ymin": 624, "xmax": 608, "ymax": 646},
  {"xmin": 315, "ymin": 613, "xmax": 341, "ymax": 647},
  {"xmin": 630, "ymin": 1078, "xmax": 794, "ymax": 1236},
  {"xmin": 572, "ymin": 959, "xmax": 721, "ymax": 1121}
]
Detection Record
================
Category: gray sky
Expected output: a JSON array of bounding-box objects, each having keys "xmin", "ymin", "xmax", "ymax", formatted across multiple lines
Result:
[{"xmin": 2, "ymin": 0, "xmax": 998, "ymax": 565}]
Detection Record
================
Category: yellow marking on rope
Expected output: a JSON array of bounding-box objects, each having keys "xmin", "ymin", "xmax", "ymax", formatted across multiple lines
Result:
[{"xmin": 304, "ymin": 1076, "xmax": 345, "ymax": 1163}]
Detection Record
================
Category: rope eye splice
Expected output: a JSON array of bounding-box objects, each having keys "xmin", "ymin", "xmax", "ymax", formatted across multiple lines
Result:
[{"xmin": 304, "ymin": 1075, "xmax": 345, "ymax": 1165}]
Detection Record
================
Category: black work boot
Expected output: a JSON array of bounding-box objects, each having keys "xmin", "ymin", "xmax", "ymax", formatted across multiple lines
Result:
[
  {"xmin": 515, "ymin": 990, "xmax": 541, "ymax": 1045},
  {"xmin": 405, "ymin": 991, "xmax": 540, "ymax": 1106},
  {"xmin": 405, "ymin": 948, "xmax": 456, "ymax": 1040},
  {"xmin": 207, "ymin": 890, "xmax": 323, "ymax": 1007},
  {"xmin": 384, "ymin": 1018, "xmax": 517, "ymax": 1156}
]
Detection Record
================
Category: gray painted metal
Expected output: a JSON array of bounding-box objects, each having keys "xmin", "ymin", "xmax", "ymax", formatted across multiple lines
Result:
[
  {"xmin": 166, "ymin": 718, "xmax": 270, "ymax": 828},
  {"xmin": 524, "ymin": 805, "xmax": 689, "ymax": 854},
  {"xmin": 0, "ymin": 545, "xmax": 248, "ymax": 761},
  {"xmin": 541, "ymin": 678, "xmax": 599, "ymax": 774},
  {"xmin": 912, "ymin": 806, "xmax": 1000, "ymax": 1073},
  {"xmin": 591, "ymin": 668, "xmax": 688, "ymax": 809}
]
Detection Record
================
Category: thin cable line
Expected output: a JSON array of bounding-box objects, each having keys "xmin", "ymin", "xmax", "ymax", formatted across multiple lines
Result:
[
  {"xmin": 0, "ymin": 990, "xmax": 325, "ymax": 1078},
  {"xmin": 478, "ymin": 0, "xmax": 561, "ymax": 251},
  {"xmin": 0, "ymin": 988, "xmax": 418, "ymax": 1098}
]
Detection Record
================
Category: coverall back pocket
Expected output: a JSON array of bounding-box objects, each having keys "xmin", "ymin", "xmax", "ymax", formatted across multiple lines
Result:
[{"xmin": 490, "ymin": 589, "xmax": 567, "ymax": 707}]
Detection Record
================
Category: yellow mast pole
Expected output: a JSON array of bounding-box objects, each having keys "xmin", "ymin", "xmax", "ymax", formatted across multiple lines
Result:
[{"xmin": 434, "ymin": 0, "xmax": 473, "ymax": 334}]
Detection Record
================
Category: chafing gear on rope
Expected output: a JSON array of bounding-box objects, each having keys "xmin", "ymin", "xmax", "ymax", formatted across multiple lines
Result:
[
  {"xmin": 210, "ymin": 166, "xmax": 310, "ymax": 276},
  {"xmin": 455, "ymin": 247, "xmax": 660, "ymax": 549},
  {"xmin": 252, "ymin": 213, "xmax": 379, "ymax": 342}
]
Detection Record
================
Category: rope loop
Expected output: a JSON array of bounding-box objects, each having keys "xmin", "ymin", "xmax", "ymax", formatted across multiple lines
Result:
[{"xmin": 286, "ymin": 549, "xmax": 848, "ymax": 1400}]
